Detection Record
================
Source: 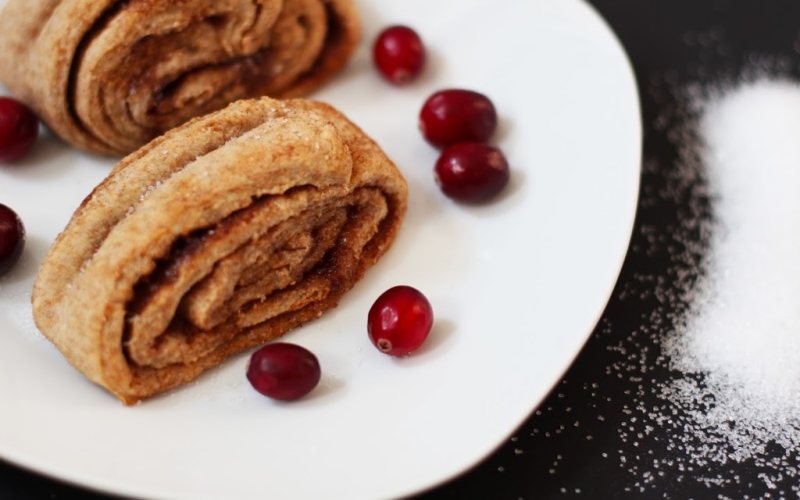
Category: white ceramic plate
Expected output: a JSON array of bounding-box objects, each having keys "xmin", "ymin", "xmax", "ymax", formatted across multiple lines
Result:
[{"xmin": 0, "ymin": 0, "xmax": 640, "ymax": 499}]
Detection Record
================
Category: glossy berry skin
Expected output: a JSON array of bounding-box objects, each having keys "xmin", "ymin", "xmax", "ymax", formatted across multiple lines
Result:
[
  {"xmin": 435, "ymin": 142, "xmax": 510, "ymax": 202},
  {"xmin": 368, "ymin": 286, "xmax": 433, "ymax": 356},
  {"xmin": 419, "ymin": 89, "xmax": 497, "ymax": 149},
  {"xmin": 373, "ymin": 25, "xmax": 426, "ymax": 85},
  {"xmin": 246, "ymin": 343, "xmax": 321, "ymax": 401},
  {"xmin": 0, "ymin": 97, "xmax": 39, "ymax": 162},
  {"xmin": 0, "ymin": 204, "xmax": 25, "ymax": 276}
]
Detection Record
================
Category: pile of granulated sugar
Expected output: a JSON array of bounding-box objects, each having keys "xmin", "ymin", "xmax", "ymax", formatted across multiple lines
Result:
[
  {"xmin": 643, "ymin": 78, "xmax": 800, "ymax": 494},
  {"xmin": 482, "ymin": 76, "xmax": 800, "ymax": 498},
  {"xmin": 663, "ymin": 78, "xmax": 800, "ymax": 456}
]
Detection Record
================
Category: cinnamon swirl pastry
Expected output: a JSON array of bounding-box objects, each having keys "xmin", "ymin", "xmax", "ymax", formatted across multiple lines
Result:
[
  {"xmin": 0, "ymin": 0, "xmax": 359, "ymax": 155},
  {"xmin": 31, "ymin": 97, "xmax": 407, "ymax": 404}
]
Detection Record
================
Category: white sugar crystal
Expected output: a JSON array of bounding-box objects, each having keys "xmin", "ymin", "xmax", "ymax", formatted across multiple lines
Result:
[
  {"xmin": 666, "ymin": 79, "xmax": 800, "ymax": 422},
  {"xmin": 614, "ymin": 74, "xmax": 800, "ymax": 494}
]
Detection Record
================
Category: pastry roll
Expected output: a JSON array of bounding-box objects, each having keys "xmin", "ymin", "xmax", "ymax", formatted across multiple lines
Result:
[
  {"xmin": 0, "ymin": 0, "xmax": 359, "ymax": 155},
  {"xmin": 31, "ymin": 97, "xmax": 408, "ymax": 404}
]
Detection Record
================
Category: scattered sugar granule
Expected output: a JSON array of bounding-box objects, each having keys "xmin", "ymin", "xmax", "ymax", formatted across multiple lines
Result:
[{"xmin": 663, "ymin": 79, "xmax": 800, "ymax": 453}]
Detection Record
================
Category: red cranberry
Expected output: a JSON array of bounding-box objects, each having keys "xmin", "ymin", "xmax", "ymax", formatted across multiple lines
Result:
[
  {"xmin": 0, "ymin": 97, "xmax": 39, "ymax": 162},
  {"xmin": 246, "ymin": 343, "xmax": 321, "ymax": 401},
  {"xmin": 0, "ymin": 204, "xmax": 25, "ymax": 276},
  {"xmin": 368, "ymin": 286, "xmax": 433, "ymax": 356},
  {"xmin": 419, "ymin": 89, "xmax": 497, "ymax": 149},
  {"xmin": 435, "ymin": 142, "xmax": 510, "ymax": 202},
  {"xmin": 373, "ymin": 25, "xmax": 426, "ymax": 85}
]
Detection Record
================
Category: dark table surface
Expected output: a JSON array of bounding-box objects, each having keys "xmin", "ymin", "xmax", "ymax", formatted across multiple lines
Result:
[{"xmin": 3, "ymin": 1, "xmax": 799, "ymax": 499}]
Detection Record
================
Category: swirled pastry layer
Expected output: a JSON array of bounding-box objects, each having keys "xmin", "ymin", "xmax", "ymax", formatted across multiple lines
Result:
[
  {"xmin": 0, "ymin": 0, "xmax": 359, "ymax": 155},
  {"xmin": 31, "ymin": 97, "xmax": 407, "ymax": 404}
]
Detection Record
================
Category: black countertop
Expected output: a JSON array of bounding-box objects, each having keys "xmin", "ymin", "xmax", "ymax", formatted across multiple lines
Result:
[{"xmin": 3, "ymin": 1, "xmax": 799, "ymax": 499}]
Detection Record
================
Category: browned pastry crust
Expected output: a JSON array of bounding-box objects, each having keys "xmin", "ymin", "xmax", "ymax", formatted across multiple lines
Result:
[
  {"xmin": 31, "ymin": 97, "xmax": 408, "ymax": 405},
  {"xmin": 0, "ymin": 0, "xmax": 360, "ymax": 155}
]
